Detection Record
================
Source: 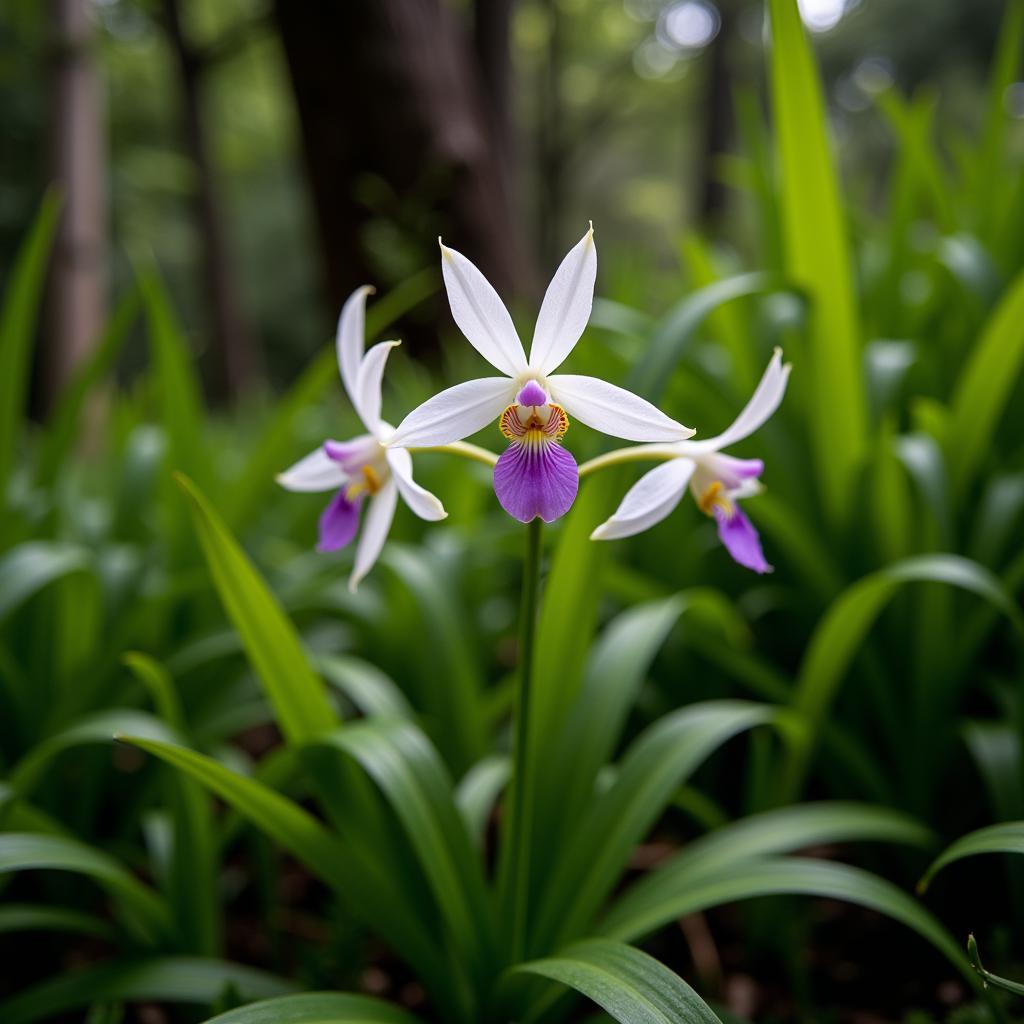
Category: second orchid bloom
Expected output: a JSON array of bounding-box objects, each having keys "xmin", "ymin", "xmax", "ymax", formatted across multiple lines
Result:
[{"xmin": 387, "ymin": 227, "xmax": 695, "ymax": 523}]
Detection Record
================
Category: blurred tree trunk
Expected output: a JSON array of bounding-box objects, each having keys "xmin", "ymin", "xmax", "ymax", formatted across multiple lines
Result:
[
  {"xmin": 162, "ymin": 0, "xmax": 259, "ymax": 402},
  {"xmin": 273, "ymin": 0, "xmax": 530, "ymax": 316},
  {"xmin": 474, "ymin": 0, "xmax": 516, "ymax": 165},
  {"xmin": 535, "ymin": 0, "xmax": 566, "ymax": 271},
  {"xmin": 46, "ymin": 0, "xmax": 107, "ymax": 412},
  {"xmin": 697, "ymin": 1, "xmax": 734, "ymax": 224}
]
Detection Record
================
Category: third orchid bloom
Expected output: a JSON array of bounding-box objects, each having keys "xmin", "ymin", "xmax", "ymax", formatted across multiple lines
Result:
[
  {"xmin": 387, "ymin": 226, "xmax": 695, "ymax": 523},
  {"xmin": 591, "ymin": 349, "xmax": 791, "ymax": 573},
  {"xmin": 276, "ymin": 287, "xmax": 446, "ymax": 591}
]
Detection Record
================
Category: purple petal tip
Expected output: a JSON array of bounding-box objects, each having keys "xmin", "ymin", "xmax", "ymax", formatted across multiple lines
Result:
[
  {"xmin": 714, "ymin": 505, "xmax": 772, "ymax": 574},
  {"xmin": 317, "ymin": 489, "xmax": 363, "ymax": 551}
]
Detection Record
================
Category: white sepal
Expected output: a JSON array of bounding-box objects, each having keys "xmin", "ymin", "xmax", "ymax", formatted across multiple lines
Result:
[
  {"xmin": 349, "ymin": 480, "xmax": 398, "ymax": 592},
  {"xmin": 440, "ymin": 241, "xmax": 527, "ymax": 377},
  {"xmin": 389, "ymin": 376, "xmax": 515, "ymax": 448},
  {"xmin": 529, "ymin": 225, "xmax": 596, "ymax": 375},
  {"xmin": 681, "ymin": 349, "xmax": 790, "ymax": 455},
  {"xmin": 386, "ymin": 447, "xmax": 447, "ymax": 521},
  {"xmin": 276, "ymin": 446, "xmax": 347, "ymax": 493},
  {"xmin": 356, "ymin": 340, "xmax": 400, "ymax": 433},
  {"xmin": 548, "ymin": 374, "xmax": 695, "ymax": 442},
  {"xmin": 591, "ymin": 458, "xmax": 695, "ymax": 540},
  {"xmin": 336, "ymin": 286, "xmax": 373, "ymax": 411}
]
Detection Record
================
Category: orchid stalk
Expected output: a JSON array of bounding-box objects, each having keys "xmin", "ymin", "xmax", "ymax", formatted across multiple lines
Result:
[
  {"xmin": 388, "ymin": 226, "xmax": 694, "ymax": 524},
  {"xmin": 276, "ymin": 287, "xmax": 447, "ymax": 591},
  {"xmin": 589, "ymin": 350, "xmax": 791, "ymax": 573}
]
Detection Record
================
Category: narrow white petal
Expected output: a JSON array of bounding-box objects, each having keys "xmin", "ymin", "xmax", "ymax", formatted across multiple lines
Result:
[
  {"xmin": 355, "ymin": 340, "xmax": 400, "ymax": 432},
  {"xmin": 548, "ymin": 375, "xmax": 695, "ymax": 442},
  {"xmin": 386, "ymin": 447, "xmax": 447, "ymax": 521},
  {"xmin": 440, "ymin": 240, "xmax": 526, "ymax": 377},
  {"xmin": 349, "ymin": 480, "xmax": 398, "ymax": 592},
  {"xmin": 683, "ymin": 349, "xmax": 791, "ymax": 455},
  {"xmin": 276, "ymin": 446, "xmax": 347, "ymax": 493},
  {"xmin": 529, "ymin": 224, "xmax": 596, "ymax": 375},
  {"xmin": 336, "ymin": 286, "xmax": 373, "ymax": 408},
  {"xmin": 591, "ymin": 458, "xmax": 695, "ymax": 541},
  {"xmin": 389, "ymin": 376, "xmax": 515, "ymax": 448}
]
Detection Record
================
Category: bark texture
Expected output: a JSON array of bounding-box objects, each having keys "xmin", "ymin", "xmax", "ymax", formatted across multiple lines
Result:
[
  {"xmin": 274, "ymin": 0, "xmax": 530, "ymax": 311},
  {"xmin": 47, "ymin": 0, "xmax": 107, "ymax": 409}
]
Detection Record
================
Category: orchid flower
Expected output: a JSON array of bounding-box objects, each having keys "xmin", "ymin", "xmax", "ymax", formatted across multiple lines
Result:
[
  {"xmin": 590, "ymin": 350, "xmax": 791, "ymax": 573},
  {"xmin": 387, "ymin": 226, "xmax": 695, "ymax": 523},
  {"xmin": 277, "ymin": 287, "xmax": 446, "ymax": 590}
]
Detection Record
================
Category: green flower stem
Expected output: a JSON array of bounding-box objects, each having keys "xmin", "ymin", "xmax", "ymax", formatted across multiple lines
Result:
[
  {"xmin": 411, "ymin": 441, "xmax": 498, "ymax": 467},
  {"xmin": 510, "ymin": 517, "xmax": 543, "ymax": 961},
  {"xmin": 577, "ymin": 444, "xmax": 678, "ymax": 479}
]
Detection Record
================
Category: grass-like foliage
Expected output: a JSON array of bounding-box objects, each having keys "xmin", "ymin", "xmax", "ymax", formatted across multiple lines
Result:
[{"xmin": 1, "ymin": 1, "xmax": 1024, "ymax": 1021}]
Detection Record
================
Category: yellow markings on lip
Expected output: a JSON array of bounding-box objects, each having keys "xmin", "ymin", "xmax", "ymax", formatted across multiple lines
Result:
[
  {"xmin": 698, "ymin": 480, "xmax": 734, "ymax": 519},
  {"xmin": 345, "ymin": 463, "xmax": 383, "ymax": 501},
  {"xmin": 500, "ymin": 403, "xmax": 570, "ymax": 442}
]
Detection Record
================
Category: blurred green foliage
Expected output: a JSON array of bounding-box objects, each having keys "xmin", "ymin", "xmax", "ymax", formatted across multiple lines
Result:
[{"xmin": 1, "ymin": 1, "xmax": 1024, "ymax": 1022}]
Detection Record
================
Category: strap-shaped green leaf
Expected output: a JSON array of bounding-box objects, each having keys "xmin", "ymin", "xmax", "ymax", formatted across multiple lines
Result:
[
  {"xmin": 627, "ymin": 272, "xmax": 791, "ymax": 403},
  {"xmin": 0, "ymin": 542, "xmax": 93, "ymax": 626},
  {"xmin": 315, "ymin": 654, "xmax": 413, "ymax": 719},
  {"xmin": 0, "ymin": 903, "xmax": 115, "ymax": 941},
  {"xmin": 533, "ymin": 701, "xmax": 775, "ymax": 951},
  {"xmin": 0, "ymin": 191, "xmax": 61, "ymax": 514},
  {"xmin": 456, "ymin": 755, "xmax": 510, "ymax": 845},
  {"xmin": 920, "ymin": 821, "xmax": 1024, "ymax": 891},
  {"xmin": 140, "ymin": 268, "xmax": 213, "ymax": 491},
  {"xmin": 511, "ymin": 939, "xmax": 722, "ymax": 1024},
  {"xmin": 603, "ymin": 802, "xmax": 932, "ymax": 938},
  {"xmin": 201, "ymin": 992, "xmax": 425, "ymax": 1024},
  {"xmin": 315, "ymin": 720, "xmax": 498, "ymax": 984},
  {"xmin": 767, "ymin": 0, "xmax": 866, "ymax": 523},
  {"xmin": 949, "ymin": 267, "xmax": 1024, "ymax": 492},
  {"xmin": 0, "ymin": 832, "xmax": 171, "ymax": 946},
  {"xmin": 780, "ymin": 554, "xmax": 1024, "ymax": 801},
  {"xmin": 119, "ymin": 736, "xmax": 449, "ymax": 1005},
  {"xmin": 175, "ymin": 474, "xmax": 338, "ymax": 744},
  {"xmin": 601, "ymin": 856, "xmax": 971, "ymax": 985},
  {"xmin": 0, "ymin": 956, "xmax": 293, "ymax": 1024}
]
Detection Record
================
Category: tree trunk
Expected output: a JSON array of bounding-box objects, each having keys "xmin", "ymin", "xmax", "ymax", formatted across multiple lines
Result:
[
  {"xmin": 47, "ymin": 0, "xmax": 107, "ymax": 411},
  {"xmin": 273, "ymin": 0, "xmax": 530, "ymax": 319},
  {"xmin": 697, "ymin": 1, "xmax": 734, "ymax": 224},
  {"xmin": 474, "ymin": 0, "xmax": 516, "ymax": 165},
  {"xmin": 535, "ymin": 0, "xmax": 566, "ymax": 271},
  {"xmin": 163, "ymin": 0, "xmax": 258, "ymax": 402}
]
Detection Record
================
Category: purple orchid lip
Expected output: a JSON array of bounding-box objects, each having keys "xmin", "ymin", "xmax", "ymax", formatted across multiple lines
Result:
[
  {"xmin": 516, "ymin": 380, "xmax": 548, "ymax": 407},
  {"xmin": 494, "ymin": 439, "xmax": 578, "ymax": 523},
  {"xmin": 495, "ymin": 400, "xmax": 578, "ymax": 522},
  {"xmin": 713, "ymin": 504, "xmax": 772, "ymax": 574},
  {"xmin": 318, "ymin": 488, "xmax": 363, "ymax": 551}
]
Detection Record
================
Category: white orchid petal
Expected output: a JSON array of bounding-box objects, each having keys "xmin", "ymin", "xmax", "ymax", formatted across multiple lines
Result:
[
  {"xmin": 683, "ymin": 349, "xmax": 791, "ymax": 455},
  {"xmin": 389, "ymin": 376, "xmax": 515, "ymax": 448},
  {"xmin": 355, "ymin": 340, "xmax": 400, "ymax": 433},
  {"xmin": 386, "ymin": 447, "xmax": 447, "ymax": 521},
  {"xmin": 591, "ymin": 458, "xmax": 695, "ymax": 541},
  {"xmin": 529, "ymin": 224, "xmax": 596, "ymax": 374},
  {"xmin": 440, "ymin": 241, "xmax": 526, "ymax": 376},
  {"xmin": 276, "ymin": 446, "xmax": 347, "ymax": 493},
  {"xmin": 336, "ymin": 286, "xmax": 373, "ymax": 409},
  {"xmin": 548, "ymin": 375, "xmax": 695, "ymax": 442},
  {"xmin": 349, "ymin": 480, "xmax": 398, "ymax": 592}
]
